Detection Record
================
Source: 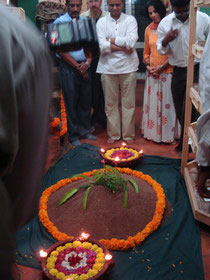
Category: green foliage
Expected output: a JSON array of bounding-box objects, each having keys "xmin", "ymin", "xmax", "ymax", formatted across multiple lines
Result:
[
  {"xmin": 93, "ymin": 165, "xmax": 128, "ymax": 194},
  {"xmin": 58, "ymin": 165, "xmax": 138, "ymax": 209},
  {"xmin": 83, "ymin": 186, "xmax": 91, "ymax": 210},
  {"xmin": 58, "ymin": 188, "xmax": 78, "ymax": 206},
  {"xmin": 129, "ymin": 178, "xmax": 139, "ymax": 193}
]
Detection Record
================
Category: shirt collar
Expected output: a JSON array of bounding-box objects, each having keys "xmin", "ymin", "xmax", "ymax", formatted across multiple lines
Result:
[
  {"xmin": 109, "ymin": 12, "xmax": 124, "ymax": 23},
  {"xmin": 171, "ymin": 11, "xmax": 190, "ymax": 25}
]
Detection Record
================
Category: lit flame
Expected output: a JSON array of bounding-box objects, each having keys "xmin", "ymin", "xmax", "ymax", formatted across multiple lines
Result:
[
  {"xmin": 105, "ymin": 254, "xmax": 113, "ymax": 261},
  {"xmin": 79, "ymin": 232, "xmax": 90, "ymax": 240},
  {"xmin": 122, "ymin": 142, "xmax": 127, "ymax": 147},
  {"xmin": 100, "ymin": 148, "xmax": 105, "ymax": 153},
  {"xmin": 115, "ymin": 157, "xmax": 120, "ymax": 161},
  {"xmin": 39, "ymin": 250, "xmax": 47, "ymax": 258},
  {"xmin": 139, "ymin": 150, "xmax": 143, "ymax": 154},
  {"xmin": 65, "ymin": 278, "xmax": 73, "ymax": 280}
]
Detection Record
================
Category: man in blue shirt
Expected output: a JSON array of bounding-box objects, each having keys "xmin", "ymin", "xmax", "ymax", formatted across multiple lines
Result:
[{"xmin": 54, "ymin": 0, "xmax": 97, "ymax": 146}]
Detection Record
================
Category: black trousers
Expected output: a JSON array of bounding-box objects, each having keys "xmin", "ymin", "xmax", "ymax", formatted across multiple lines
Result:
[
  {"xmin": 171, "ymin": 63, "xmax": 199, "ymax": 147},
  {"xmin": 90, "ymin": 57, "xmax": 106, "ymax": 128},
  {"xmin": 59, "ymin": 59, "xmax": 92, "ymax": 142}
]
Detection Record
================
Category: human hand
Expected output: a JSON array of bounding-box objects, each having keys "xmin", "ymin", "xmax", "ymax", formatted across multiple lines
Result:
[
  {"xmin": 77, "ymin": 62, "xmax": 89, "ymax": 75},
  {"xmin": 82, "ymin": 71, "xmax": 88, "ymax": 80},
  {"xmin": 123, "ymin": 48, "xmax": 134, "ymax": 54},
  {"xmin": 150, "ymin": 65, "xmax": 162, "ymax": 75},
  {"xmin": 162, "ymin": 28, "xmax": 178, "ymax": 47}
]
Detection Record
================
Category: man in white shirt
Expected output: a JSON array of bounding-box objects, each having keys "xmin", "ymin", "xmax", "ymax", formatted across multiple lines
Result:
[
  {"xmin": 81, "ymin": 0, "xmax": 108, "ymax": 131},
  {"xmin": 96, "ymin": 0, "xmax": 139, "ymax": 144},
  {"xmin": 196, "ymin": 32, "xmax": 210, "ymax": 198},
  {"xmin": 157, "ymin": 0, "xmax": 209, "ymax": 151}
]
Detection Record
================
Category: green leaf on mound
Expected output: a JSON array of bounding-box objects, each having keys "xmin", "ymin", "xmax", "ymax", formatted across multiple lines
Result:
[
  {"xmin": 57, "ymin": 188, "xmax": 78, "ymax": 206},
  {"xmin": 83, "ymin": 186, "xmax": 91, "ymax": 210},
  {"xmin": 124, "ymin": 189, "xmax": 128, "ymax": 208},
  {"xmin": 129, "ymin": 178, "xmax": 139, "ymax": 193}
]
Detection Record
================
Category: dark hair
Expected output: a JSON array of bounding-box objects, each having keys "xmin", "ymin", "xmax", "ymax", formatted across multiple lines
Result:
[
  {"xmin": 170, "ymin": 0, "xmax": 190, "ymax": 7},
  {"xmin": 66, "ymin": 0, "xmax": 82, "ymax": 4},
  {"xmin": 145, "ymin": 0, "xmax": 166, "ymax": 20}
]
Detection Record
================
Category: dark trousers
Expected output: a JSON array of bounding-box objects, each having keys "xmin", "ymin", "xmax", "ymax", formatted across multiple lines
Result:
[
  {"xmin": 171, "ymin": 64, "xmax": 199, "ymax": 147},
  {"xmin": 59, "ymin": 59, "xmax": 92, "ymax": 142},
  {"xmin": 90, "ymin": 57, "xmax": 106, "ymax": 128}
]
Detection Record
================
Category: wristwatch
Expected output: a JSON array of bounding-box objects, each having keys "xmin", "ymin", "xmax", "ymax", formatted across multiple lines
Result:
[{"xmin": 85, "ymin": 61, "xmax": 91, "ymax": 68}]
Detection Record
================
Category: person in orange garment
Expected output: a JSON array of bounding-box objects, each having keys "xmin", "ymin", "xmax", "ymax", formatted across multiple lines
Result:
[
  {"xmin": 0, "ymin": 6, "xmax": 52, "ymax": 279},
  {"xmin": 141, "ymin": 0, "xmax": 179, "ymax": 143}
]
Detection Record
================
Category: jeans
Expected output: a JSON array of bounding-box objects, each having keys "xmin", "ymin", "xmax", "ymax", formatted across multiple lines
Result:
[{"xmin": 59, "ymin": 59, "xmax": 92, "ymax": 142}]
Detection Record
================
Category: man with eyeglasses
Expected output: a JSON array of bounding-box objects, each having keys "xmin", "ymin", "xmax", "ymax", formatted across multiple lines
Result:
[
  {"xmin": 81, "ymin": 0, "xmax": 108, "ymax": 131},
  {"xmin": 157, "ymin": 0, "xmax": 210, "ymax": 152},
  {"xmin": 54, "ymin": 0, "xmax": 97, "ymax": 146}
]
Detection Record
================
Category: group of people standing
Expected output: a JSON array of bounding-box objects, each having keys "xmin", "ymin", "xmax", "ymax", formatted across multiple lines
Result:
[
  {"xmin": 55, "ymin": 0, "xmax": 210, "ymax": 195},
  {"xmin": 55, "ymin": 0, "xmax": 209, "ymax": 149}
]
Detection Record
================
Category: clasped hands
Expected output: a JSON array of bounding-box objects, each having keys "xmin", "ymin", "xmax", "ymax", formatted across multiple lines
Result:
[
  {"xmin": 146, "ymin": 65, "xmax": 163, "ymax": 78},
  {"xmin": 77, "ymin": 62, "xmax": 89, "ymax": 80}
]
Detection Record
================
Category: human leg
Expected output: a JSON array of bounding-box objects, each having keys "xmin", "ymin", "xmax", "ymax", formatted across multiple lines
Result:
[
  {"xmin": 120, "ymin": 72, "xmax": 136, "ymax": 141},
  {"xmin": 90, "ymin": 58, "xmax": 106, "ymax": 128},
  {"xmin": 196, "ymin": 109, "xmax": 210, "ymax": 198},
  {"xmin": 59, "ymin": 60, "xmax": 81, "ymax": 142},
  {"xmin": 101, "ymin": 74, "xmax": 121, "ymax": 140},
  {"xmin": 76, "ymin": 68, "xmax": 92, "ymax": 138},
  {"xmin": 171, "ymin": 67, "xmax": 187, "ymax": 150}
]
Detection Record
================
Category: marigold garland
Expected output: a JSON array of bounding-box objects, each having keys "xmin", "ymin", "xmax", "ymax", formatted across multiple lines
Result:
[
  {"xmin": 50, "ymin": 90, "xmax": 67, "ymax": 136},
  {"xmin": 39, "ymin": 168, "xmax": 166, "ymax": 251}
]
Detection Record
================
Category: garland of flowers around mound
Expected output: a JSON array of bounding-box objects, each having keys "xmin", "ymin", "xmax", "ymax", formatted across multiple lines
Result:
[
  {"xmin": 39, "ymin": 168, "xmax": 166, "ymax": 251},
  {"xmin": 50, "ymin": 90, "xmax": 67, "ymax": 136}
]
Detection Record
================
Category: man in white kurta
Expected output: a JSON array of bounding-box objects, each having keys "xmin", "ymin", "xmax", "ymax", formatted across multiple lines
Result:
[
  {"xmin": 196, "ymin": 32, "xmax": 210, "ymax": 198},
  {"xmin": 96, "ymin": 0, "xmax": 139, "ymax": 144}
]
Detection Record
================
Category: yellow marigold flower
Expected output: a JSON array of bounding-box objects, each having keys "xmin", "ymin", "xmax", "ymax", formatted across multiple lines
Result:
[
  {"xmin": 95, "ymin": 248, "xmax": 103, "ymax": 254},
  {"xmin": 79, "ymin": 274, "xmax": 89, "ymax": 280},
  {"xmin": 56, "ymin": 272, "xmax": 65, "ymax": 279},
  {"xmin": 97, "ymin": 253, "xmax": 105, "ymax": 258},
  {"xmin": 93, "ymin": 263, "xmax": 104, "ymax": 270},
  {"xmin": 81, "ymin": 242, "xmax": 92, "ymax": 249},
  {"xmin": 56, "ymin": 246, "xmax": 65, "ymax": 252},
  {"xmin": 65, "ymin": 242, "xmax": 73, "ymax": 248},
  {"xmin": 73, "ymin": 241, "xmax": 82, "ymax": 247},
  {"xmin": 46, "ymin": 262, "xmax": 55, "ymax": 270},
  {"xmin": 91, "ymin": 244, "xmax": 99, "ymax": 251},
  {"xmin": 49, "ymin": 268, "xmax": 58, "ymax": 276},
  {"xmin": 47, "ymin": 256, "xmax": 57, "ymax": 263},
  {"xmin": 72, "ymin": 274, "xmax": 80, "ymax": 280},
  {"xmin": 64, "ymin": 276, "xmax": 73, "ymax": 280},
  {"xmin": 95, "ymin": 257, "xmax": 105, "ymax": 264},
  {"xmin": 88, "ymin": 269, "xmax": 98, "ymax": 277},
  {"xmin": 50, "ymin": 250, "xmax": 59, "ymax": 257}
]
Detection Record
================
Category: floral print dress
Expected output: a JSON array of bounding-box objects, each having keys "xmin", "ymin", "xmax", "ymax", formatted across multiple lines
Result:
[{"xmin": 141, "ymin": 24, "xmax": 179, "ymax": 143}]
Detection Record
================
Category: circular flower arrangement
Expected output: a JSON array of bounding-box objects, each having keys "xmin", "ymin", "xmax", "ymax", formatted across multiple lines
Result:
[
  {"xmin": 41, "ymin": 239, "xmax": 113, "ymax": 280},
  {"xmin": 39, "ymin": 167, "xmax": 165, "ymax": 251},
  {"xmin": 100, "ymin": 147, "xmax": 143, "ymax": 167}
]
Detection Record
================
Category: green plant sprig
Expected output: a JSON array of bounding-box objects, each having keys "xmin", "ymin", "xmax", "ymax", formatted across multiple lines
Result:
[{"xmin": 57, "ymin": 165, "xmax": 138, "ymax": 209}]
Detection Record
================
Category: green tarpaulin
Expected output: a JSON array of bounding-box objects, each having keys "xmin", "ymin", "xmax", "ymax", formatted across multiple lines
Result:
[{"xmin": 15, "ymin": 144, "xmax": 204, "ymax": 280}]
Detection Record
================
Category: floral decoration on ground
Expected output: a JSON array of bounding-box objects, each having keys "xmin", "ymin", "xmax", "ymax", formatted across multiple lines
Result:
[
  {"xmin": 104, "ymin": 147, "xmax": 139, "ymax": 161},
  {"xmin": 50, "ymin": 90, "xmax": 67, "ymax": 136},
  {"xmin": 39, "ymin": 168, "xmax": 166, "ymax": 251},
  {"xmin": 45, "ymin": 240, "xmax": 105, "ymax": 280}
]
